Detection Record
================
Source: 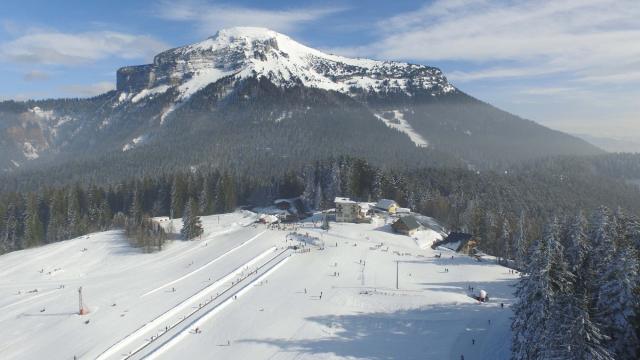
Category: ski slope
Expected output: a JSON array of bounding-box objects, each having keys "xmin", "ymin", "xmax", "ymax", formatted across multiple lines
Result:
[{"xmin": 0, "ymin": 211, "xmax": 519, "ymax": 359}]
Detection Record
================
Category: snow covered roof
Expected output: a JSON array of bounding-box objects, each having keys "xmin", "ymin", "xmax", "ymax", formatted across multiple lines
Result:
[
  {"xmin": 393, "ymin": 215, "xmax": 421, "ymax": 230},
  {"xmin": 335, "ymin": 197, "xmax": 356, "ymax": 204},
  {"xmin": 376, "ymin": 199, "xmax": 398, "ymax": 209}
]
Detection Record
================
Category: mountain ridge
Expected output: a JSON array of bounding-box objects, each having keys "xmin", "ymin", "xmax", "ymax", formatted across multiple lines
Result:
[{"xmin": 0, "ymin": 27, "xmax": 603, "ymax": 177}]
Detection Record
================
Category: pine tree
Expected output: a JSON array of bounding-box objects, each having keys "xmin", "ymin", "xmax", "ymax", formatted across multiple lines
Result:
[
  {"xmin": 181, "ymin": 199, "xmax": 203, "ymax": 240},
  {"xmin": 3, "ymin": 202, "xmax": 20, "ymax": 250},
  {"xmin": 512, "ymin": 218, "xmax": 571, "ymax": 360},
  {"xmin": 198, "ymin": 176, "xmax": 211, "ymax": 215},
  {"xmin": 566, "ymin": 211, "xmax": 589, "ymax": 275},
  {"xmin": 217, "ymin": 173, "xmax": 236, "ymax": 213},
  {"xmin": 513, "ymin": 210, "xmax": 527, "ymax": 270},
  {"xmin": 555, "ymin": 292, "xmax": 614, "ymax": 360},
  {"xmin": 170, "ymin": 176, "xmax": 186, "ymax": 219},
  {"xmin": 597, "ymin": 243, "xmax": 640, "ymax": 358},
  {"xmin": 499, "ymin": 219, "xmax": 511, "ymax": 265},
  {"xmin": 66, "ymin": 187, "xmax": 82, "ymax": 239},
  {"xmin": 129, "ymin": 188, "xmax": 143, "ymax": 225},
  {"xmin": 588, "ymin": 208, "xmax": 617, "ymax": 340},
  {"xmin": 23, "ymin": 193, "xmax": 44, "ymax": 248},
  {"xmin": 98, "ymin": 197, "xmax": 112, "ymax": 230}
]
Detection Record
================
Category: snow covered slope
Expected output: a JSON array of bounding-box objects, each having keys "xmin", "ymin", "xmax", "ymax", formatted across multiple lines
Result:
[{"xmin": 0, "ymin": 211, "xmax": 518, "ymax": 359}]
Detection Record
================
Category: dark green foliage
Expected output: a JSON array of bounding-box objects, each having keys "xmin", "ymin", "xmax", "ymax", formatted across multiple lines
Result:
[{"xmin": 180, "ymin": 198, "xmax": 203, "ymax": 240}]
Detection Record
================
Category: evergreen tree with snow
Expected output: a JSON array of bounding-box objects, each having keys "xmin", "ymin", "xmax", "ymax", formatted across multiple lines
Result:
[
  {"xmin": 588, "ymin": 208, "xmax": 616, "ymax": 327},
  {"xmin": 554, "ymin": 291, "xmax": 614, "ymax": 360},
  {"xmin": 566, "ymin": 211, "xmax": 589, "ymax": 275},
  {"xmin": 597, "ymin": 243, "xmax": 640, "ymax": 358},
  {"xmin": 512, "ymin": 218, "xmax": 568, "ymax": 359},
  {"xmin": 181, "ymin": 199, "xmax": 203, "ymax": 240},
  {"xmin": 499, "ymin": 219, "xmax": 511, "ymax": 265}
]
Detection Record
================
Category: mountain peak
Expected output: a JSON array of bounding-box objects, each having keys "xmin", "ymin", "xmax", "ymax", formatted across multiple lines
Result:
[
  {"xmin": 116, "ymin": 28, "xmax": 456, "ymax": 103},
  {"xmin": 211, "ymin": 26, "xmax": 282, "ymax": 41}
]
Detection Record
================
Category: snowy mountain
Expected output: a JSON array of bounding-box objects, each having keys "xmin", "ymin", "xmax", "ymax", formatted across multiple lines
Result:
[
  {"xmin": 0, "ymin": 27, "xmax": 602, "ymax": 177},
  {"xmin": 116, "ymin": 27, "xmax": 454, "ymax": 103}
]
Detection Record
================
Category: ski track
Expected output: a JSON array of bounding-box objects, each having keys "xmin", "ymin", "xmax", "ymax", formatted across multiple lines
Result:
[
  {"xmin": 141, "ymin": 230, "xmax": 266, "ymax": 297},
  {"xmin": 144, "ymin": 256, "xmax": 291, "ymax": 360},
  {"xmin": 96, "ymin": 246, "xmax": 276, "ymax": 360}
]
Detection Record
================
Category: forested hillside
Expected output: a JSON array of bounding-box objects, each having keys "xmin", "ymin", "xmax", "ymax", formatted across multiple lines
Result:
[{"xmin": 3, "ymin": 155, "xmax": 640, "ymax": 256}]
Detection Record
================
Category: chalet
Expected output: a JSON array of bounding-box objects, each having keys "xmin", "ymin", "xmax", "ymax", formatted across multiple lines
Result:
[
  {"xmin": 375, "ymin": 199, "xmax": 398, "ymax": 214},
  {"xmin": 335, "ymin": 197, "xmax": 359, "ymax": 222},
  {"xmin": 272, "ymin": 197, "xmax": 309, "ymax": 222},
  {"xmin": 391, "ymin": 215, "xmax": 421, "ymax": 236},
  {"xmin": 435, "ymin": 232, "xmax": 477, "ymax": 254},
  {"xmin": 334, "ymin": 197, "xmax": 372, "ymax": 223}
]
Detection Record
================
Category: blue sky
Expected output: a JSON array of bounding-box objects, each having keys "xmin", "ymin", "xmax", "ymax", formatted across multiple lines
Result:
[{"xmin": 1, "ymin": 0, "xmax": 639, "ymax": 140}]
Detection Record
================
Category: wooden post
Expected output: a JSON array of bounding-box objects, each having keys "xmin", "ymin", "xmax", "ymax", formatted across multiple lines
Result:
[{"xmin": 396, "ymin": 261, "xmax": 399, "ymax": 290}]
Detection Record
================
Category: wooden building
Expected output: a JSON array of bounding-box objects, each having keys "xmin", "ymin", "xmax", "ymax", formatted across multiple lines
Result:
[{"xmin": 391, "ymin": 215, "xmax": 421, "ymax": 236}]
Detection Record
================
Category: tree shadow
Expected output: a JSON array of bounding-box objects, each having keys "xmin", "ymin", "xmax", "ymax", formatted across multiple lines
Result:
[{"xmin": 239, "ymin": 303, "xmax": 512, "ymax": 360}]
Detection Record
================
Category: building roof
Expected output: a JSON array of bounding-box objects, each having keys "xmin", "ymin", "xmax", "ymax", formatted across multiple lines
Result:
[
  {"xmin": 445, "ymin": 232, "xmax": 473, "ymax": 243},
  {"xmin": 376, "ymin": 199, "xmax": 398, "ymax": 209},
  {"xmin": 393, "ymin": 215, "xmax": 421, "ymax": 230},
  {"xmin": 440, "ymin": 232, "xmax": 474, "ymax": 251},
  {"xmin": 335, "ymin": 197, "xmax": 356, "ymax": 204}
]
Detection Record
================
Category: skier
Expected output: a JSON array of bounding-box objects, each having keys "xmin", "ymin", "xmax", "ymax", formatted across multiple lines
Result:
[
  {"xmin": 461, "ymin": 355, "xmax": 464, "ymax": 360},
  {"xmin": 501, "ymin": 303, "xmax": 504, "ymax": 309},
  {"xmin": 320, "ymin": 291, "xmax": 323, "ymax": 299},
  {"xmin": 304, "ymin": 288, "xmax": 307, "ymax": 294},
  {"xmin": 472, "ymin": 339, "xmax": 475, "ymax": 345}
]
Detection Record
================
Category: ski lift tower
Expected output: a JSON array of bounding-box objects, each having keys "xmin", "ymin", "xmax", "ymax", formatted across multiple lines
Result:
[{"xmin": 79, "ymin": 286, "xmax": 88, "ymax": 315}]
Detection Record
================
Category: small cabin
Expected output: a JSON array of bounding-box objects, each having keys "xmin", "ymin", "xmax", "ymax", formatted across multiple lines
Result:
[
  {"xmin": 391, "ymin": 215, "xmax": 421, "ymax": 236},
  {"xmin": 436, "ymin": 232, "xmax": 477, "ymax": 254},
  {"xmin": 375, "ymin": 199, "xmax": 398, "ymax": 214}
]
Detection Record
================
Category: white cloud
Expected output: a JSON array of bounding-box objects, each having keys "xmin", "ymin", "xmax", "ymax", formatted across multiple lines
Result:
[
  {"xmin": 359, "ymin": 0, "xmax": 640, "ymax": 84},
  {"xmin": 23, "ymin": 70, "xmax": 50, "ymax": 81},
  {"xmin": 1, "ymin": 30, "xmax": 168, "ymax": 65},
  {"xmin": 60, "ymin": 81, "xmax": 115, "ymax": 97},
  {"xmin": 155, "ymin": 1, "xmax": 347, "ymax": 35}
]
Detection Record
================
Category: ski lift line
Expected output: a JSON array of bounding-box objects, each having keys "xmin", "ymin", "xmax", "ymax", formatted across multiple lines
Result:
[
  {"xmin": 102, "ymin": 247, "xmax": 290, "ymax": 360},
  {"xmin": 141, "ymin": 230, "xmax": 267, "ymax": 297},
  {"xmin": 143, "ymin": 256, "xmax": 291, "ymax": 360},
  {"xmin": 126, "ymin": 250, "xmax": 291, "ymax": 360},
  {"xmin": 97, "ymin": 245, "xmax": 277, "ymax": 360}
]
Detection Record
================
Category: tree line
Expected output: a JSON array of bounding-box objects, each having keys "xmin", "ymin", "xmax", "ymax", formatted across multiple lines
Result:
[{"xmin": 3, "ymin": 155, "xmax": 640, "ymax": 257}]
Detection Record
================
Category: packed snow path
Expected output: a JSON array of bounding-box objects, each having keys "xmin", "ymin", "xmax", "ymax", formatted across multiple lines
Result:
[{"xmin": 0, "ymin": 212, "xmax": 519, "ymax": 359}]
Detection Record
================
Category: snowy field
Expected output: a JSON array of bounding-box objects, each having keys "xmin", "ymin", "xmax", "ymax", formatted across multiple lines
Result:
[{"xmin": 0, "ymin": 211, "xmax": 518, "ymax": 360}]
